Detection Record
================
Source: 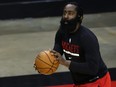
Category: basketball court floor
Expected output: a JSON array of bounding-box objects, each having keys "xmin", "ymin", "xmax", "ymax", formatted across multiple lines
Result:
[{"xmin": 0, "ymin": 12, "xmax": 116, "ymax": 87}]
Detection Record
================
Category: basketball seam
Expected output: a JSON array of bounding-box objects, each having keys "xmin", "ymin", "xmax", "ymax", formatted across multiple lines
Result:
[
  {"xmin": 36, "ymin": 51, "xmax": 59, "ymax": 75},
  {"xmin": 37, "ymin": 58, "xmax": 52, "ymax": 67},
  {"xmin": 46, "ymin": 61, "xmax": 56, "ymax": 74},
  {"xmin": 43, "ymin": 51, "xmax": 53, "ymax": 64},
  {"xmin": 37, "ymin": 58, "xmax": 57, "ymax": 68},
  {"xmin": 36, "ymin": 60, "xmax": 58, "ymax": 70},
  {"xmin": 43, "ymin": 51, "xmax": 59, "ymax": 70}
]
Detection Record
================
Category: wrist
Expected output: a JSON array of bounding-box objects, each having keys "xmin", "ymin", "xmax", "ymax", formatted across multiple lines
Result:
[{"xmin": 63, "ymin": 60, "xmax": 71, "ymax": 68}]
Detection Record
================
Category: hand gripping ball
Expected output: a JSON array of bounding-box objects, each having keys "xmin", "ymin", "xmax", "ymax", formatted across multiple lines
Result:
[{"xmin": 34, "ymin": 50, "xmax": 59, "ymax": 75}]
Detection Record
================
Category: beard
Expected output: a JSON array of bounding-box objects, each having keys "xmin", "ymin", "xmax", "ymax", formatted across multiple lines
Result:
[{"xmin": 60, "ymin": 17, "xmax": 79, "ymax": 33}]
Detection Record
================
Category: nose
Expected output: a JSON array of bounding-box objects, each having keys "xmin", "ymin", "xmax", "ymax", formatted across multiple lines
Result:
[{"xmin": 64, "ymin": 13, "xmax": 68, "ymax": 19}]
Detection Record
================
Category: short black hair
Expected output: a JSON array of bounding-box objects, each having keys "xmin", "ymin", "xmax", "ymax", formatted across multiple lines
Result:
[
  {"xmin": 65, "ymin": 2, "xmax": 83, "ymax": 23},
  {"xmin": 66, "ymin": 2, "xmax": 83, "ymax": 17}
]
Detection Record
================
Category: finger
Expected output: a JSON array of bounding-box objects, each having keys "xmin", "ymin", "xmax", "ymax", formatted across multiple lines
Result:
[
  {"xmin": 50, "ymin": 51, "xmax": 56, "ymax": 56},
  {"xmin": 33, "ymin": 64, "xmax": 37, "ymax": 70},
  {"xmin": 54, "ymin": 54, "xmax": 59, "ymax": 58},
  {"xmin": 49, "ymin": 50, "xmax": 57, "ymax": 56},
  {"xmin": 50, "ymin": 50, "xmax": 57, "ymax": 53},
  {"xmin": 55, "ymin": 57, "xmax": 59, "ymax": 61}
]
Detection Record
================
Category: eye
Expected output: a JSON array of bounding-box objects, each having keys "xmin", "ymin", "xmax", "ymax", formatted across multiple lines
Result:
[{"xmin": 68, "ymin": 12, "xmax": 73, "ymax": 15}]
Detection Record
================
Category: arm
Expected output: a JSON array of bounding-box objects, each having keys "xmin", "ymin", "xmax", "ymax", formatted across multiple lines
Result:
[
  {"xmin": 53, "ymin": 28, "xmax": 63, "ymax": 55},
  {"xmin": 52, "ymin": 28, "xmax": 71, "ymax": 67},
  {"xmin": 69, "ymin": 34, "xmax": 100, "ymax": 75}
]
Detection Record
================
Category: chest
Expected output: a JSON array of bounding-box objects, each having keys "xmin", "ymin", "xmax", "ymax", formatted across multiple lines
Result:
[{"xmin": 61, "ymin": 34, "xmax": 84, "ymax": 62}]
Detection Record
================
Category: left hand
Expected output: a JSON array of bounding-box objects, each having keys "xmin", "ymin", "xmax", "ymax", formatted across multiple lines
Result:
[
  {"xmin": 50, "ymin": 50, "xmax": 71, "ymax": 67},
  {"xmin": 50, "ymin": 50, "xmax": 66, "ymax": 65}
]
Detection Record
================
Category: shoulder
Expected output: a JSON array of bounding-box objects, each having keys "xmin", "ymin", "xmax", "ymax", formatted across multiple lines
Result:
[
  {"xmin": 79, "ymin": 26, "xmax": 99, "ymax": 45},
  {"xmin": 80, "ymin": 26, "xmax": 97, "ymax": 39},
  {"xmin": 55, "ymin": 26, "xmax": 64, "ymax": 39}
]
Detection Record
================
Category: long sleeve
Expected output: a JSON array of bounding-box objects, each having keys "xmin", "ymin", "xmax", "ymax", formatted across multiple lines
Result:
[
  {"xmin": 69, "ymin": 32, "xmax": 101, "ymax": 75},
  {"xmin": 53, "ymin": 29, "xmax": 63, "ymax": 55}
]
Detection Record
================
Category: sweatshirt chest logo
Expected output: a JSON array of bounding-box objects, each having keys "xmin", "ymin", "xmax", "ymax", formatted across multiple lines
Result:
[
  {"xmin": 69, "ymin": 38, "xmax": 71, "ymax": 43},
  {"xmin": 62, "ymin": 41, "xmax": 80, "ymax": 57}
]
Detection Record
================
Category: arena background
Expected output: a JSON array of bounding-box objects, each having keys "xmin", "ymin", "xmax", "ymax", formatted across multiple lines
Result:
[{"xmin": 0, "ymin": 0, "xmax": 116, "ymax": 87}]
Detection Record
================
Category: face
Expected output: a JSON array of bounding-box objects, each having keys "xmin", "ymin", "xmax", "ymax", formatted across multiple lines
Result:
[
  {"xmin": 60, "ymin": 4, "xmax": 79, "ymax": 33},
  {"xmin": 63, "ymin": 4, "xmax": 77, "ymax": 21}
]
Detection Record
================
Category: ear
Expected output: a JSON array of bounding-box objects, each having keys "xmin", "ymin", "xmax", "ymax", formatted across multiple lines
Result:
[
  {"xmin": 80, "ymin": 16, "xmax": 83, "ymax": 20},
  {"xmin": 78, "ymin": 15, "xmax": 83, "ymax": 21}
]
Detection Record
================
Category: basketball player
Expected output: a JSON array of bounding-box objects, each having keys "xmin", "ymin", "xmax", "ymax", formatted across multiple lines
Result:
[{"xmin": 51, "ymin": 2, "xmax": 111, "ymax": 87}]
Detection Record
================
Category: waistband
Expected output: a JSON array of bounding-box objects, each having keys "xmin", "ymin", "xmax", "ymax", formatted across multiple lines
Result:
[{"xmin": 75, "ymin": 71, "xmax": 107, "ymax": 85}]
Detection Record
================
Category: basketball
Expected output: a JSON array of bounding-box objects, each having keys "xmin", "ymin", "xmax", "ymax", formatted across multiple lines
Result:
[{"xmin": 34, "ymin": 50, "xmax": 59, "ymax": 75}]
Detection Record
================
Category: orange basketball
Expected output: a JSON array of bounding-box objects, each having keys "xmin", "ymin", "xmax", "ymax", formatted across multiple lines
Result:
[{"xmin": 34, "ymin": 50, "xmax": 59, "ymax": 75}]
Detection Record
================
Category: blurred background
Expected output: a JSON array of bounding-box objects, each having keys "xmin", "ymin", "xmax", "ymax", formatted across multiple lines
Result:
[{"xmin": 0, "ymin": 0, "xmax": 116, "ymax": 87}]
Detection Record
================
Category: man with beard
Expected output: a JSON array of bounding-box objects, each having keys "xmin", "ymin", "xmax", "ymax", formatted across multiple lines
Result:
[{"xmin": 51, "ymin": 2, "xmax": 111, "ymax": 87}]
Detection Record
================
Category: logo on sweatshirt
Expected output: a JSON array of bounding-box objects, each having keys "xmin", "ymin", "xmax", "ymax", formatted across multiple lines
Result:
[{"xmin": 62, "ymin": 41, "xmax": 80, "ymax": 57}]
